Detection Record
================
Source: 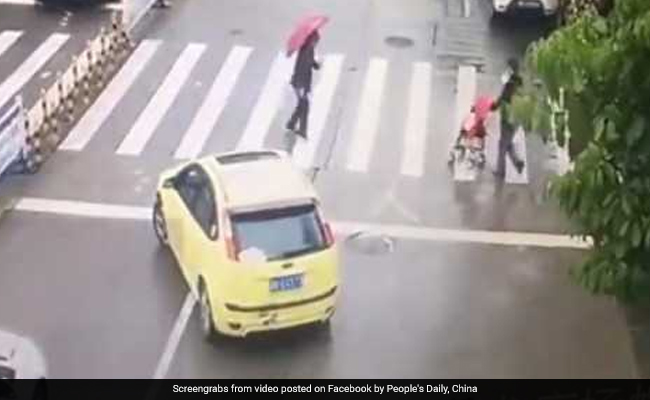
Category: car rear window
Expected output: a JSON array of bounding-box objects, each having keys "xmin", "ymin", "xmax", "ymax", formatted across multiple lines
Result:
[{"xmin": 231, "ymin": 204, "xmax": 326, "ymax": 261}]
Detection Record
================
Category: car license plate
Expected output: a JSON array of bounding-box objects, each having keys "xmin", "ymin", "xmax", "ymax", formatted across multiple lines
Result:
[
  {"xmin": 518, "ymin": 0, "xmax": 541, "ymax": 8},
  {"xmin": 270, "ymin": 274, "xmax": 303, "ymax": 292}
]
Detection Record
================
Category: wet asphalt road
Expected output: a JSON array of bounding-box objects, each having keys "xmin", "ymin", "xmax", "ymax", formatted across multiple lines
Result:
[
  {"xmin": 0, "ymin": 0, "xmax": 639, "ymax": 379},
  {"xmin": 0, "ymin": 211, "xmax": 636, "ymax": 378}
]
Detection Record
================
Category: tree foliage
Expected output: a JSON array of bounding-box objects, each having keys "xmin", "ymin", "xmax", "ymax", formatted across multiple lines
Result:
[{"xmin": 513, "ymin": 0, "xmax": 650, "ymax": 302}]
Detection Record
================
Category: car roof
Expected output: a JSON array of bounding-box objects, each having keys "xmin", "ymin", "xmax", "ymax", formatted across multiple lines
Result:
[{"xmin": 201, "ymin": 150, "xmax": 318, "ymax": 212}]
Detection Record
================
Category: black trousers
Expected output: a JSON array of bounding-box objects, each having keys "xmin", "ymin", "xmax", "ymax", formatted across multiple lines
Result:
[
  {"xmin": 286, "ymin": 86, "xmax": 310, "ymax": 138},
  {"xmin": 496, "ymin": 117, "xmax": 522, "ymax": 176}
]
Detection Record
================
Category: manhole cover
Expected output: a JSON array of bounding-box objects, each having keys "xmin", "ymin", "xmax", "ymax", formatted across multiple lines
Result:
[
  {"xmin": 384, "ymin": 36, "xmax": 415, "ymax": 49},
  {"xmin": 345, "ymin": 231, "xmax": 395, "ymax": 255}
]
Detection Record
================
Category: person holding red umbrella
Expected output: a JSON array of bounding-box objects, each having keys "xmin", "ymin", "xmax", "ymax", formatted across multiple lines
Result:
[{"xmin": 285, "ymin": 15, "xmax": 328, "ymax": 140}]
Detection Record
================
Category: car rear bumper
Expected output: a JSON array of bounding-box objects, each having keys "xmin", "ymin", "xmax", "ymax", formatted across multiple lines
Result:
[
  {"xmin": 216, "ymin": 287, "xmax": 338, "ymax": 337},
  {"xmin": 493, "ymin": 0, "xmax": 556, "ymax": 16}
]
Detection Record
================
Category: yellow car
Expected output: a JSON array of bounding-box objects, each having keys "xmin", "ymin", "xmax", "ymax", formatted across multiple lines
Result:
[{"xmin": 153, "ymin": 150, "xmax": 339, "ymax": 339}]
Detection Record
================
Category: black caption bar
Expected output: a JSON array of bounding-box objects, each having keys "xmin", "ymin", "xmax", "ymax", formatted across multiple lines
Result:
[{"xmin": 2, "ymin": 380, "xmax": 650, "ymax": 400}]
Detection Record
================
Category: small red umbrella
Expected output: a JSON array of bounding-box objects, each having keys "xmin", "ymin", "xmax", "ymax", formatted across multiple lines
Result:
[
  {"xmin": 473, "ymin": 95, "xmax": 495, "ymax": 122},
  {"xmin": 286, "ymin": 14, "xmax": 329, "ymax": 57}
]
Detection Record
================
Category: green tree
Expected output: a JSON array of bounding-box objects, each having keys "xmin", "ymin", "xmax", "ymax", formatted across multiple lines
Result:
[
  {"xmin": 512, "ymin": 0, "xmax": 650, "ymax": 302},
  {"xmin": 559, "ymin": 0, "xmax": 615, "ymax": 25}
]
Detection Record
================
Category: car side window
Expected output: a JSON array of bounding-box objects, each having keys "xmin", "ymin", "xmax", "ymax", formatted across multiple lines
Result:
[
  {"xmin": 190, "ymin": 181, "xmax": 218, "ymax": 240},
  {"xmin": 175, "ymin": 165, "xmax": 203, "ymax": 211}
]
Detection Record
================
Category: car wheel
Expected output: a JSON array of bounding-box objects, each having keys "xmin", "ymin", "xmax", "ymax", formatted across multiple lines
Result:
[
  {"xmin": 490, "ymin": 9, "xmax": 503, "ymax": 24},
  {"xmin": 315, "ymin": 318, "xmax": 332, "ymax": 337},
  {"xmin": 199, "ymin": 282, "xmax": 217, "ymax": 342},
  {"xmin": 152, "ymin": 198, "xmax": 168, "ymax": 247}
]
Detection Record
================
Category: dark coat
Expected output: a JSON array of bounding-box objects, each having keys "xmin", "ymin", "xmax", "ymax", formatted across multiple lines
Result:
[
  {"xmin": 496, "ymin": 73, "xmax": 522, "ymax": 107},
  {"xmin": 495, "ymin": 72, "xmax": 522, "ymax": 122},
  {"xmin": 290, "ymin": 43, "xmax": 320, "ymax": 92}
]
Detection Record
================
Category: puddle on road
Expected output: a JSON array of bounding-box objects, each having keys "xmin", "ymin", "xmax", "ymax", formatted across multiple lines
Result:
[
  {"xmin": 384, "ymin": 35, "xmax": 415, "ymax": 49},
  {"xmin": 345, "ymin": 231, "xmax": 395, "ymax": 256}
]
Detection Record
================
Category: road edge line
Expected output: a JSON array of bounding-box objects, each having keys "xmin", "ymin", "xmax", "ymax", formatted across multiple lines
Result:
[
  {"xmin": 10, "ymin": 197, "xmax": 591, "ymax": 250},
  {"xmin": 152, "ymin": 292, "xmax": 196, "ymax": 380}
]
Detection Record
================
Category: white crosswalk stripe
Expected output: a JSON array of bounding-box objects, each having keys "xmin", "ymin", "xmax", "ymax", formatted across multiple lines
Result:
[
  {"xmin": 292, "ymin": 53, "xmax": 344, "ymax": 169},
  {"xmin": 0, "ymin": 33, "xmax": 69, "ymax": 109},
  {"xmin": 505, "ymin": 126, "xmax": 529, "ymax": 184},
  {"xmin": 0, "ymin": 0, "xmax": 121, "ymax": 9},
  {"xmin": 401, "ymin": 62, "xmax": 432, "ymax": 177},
  {"xmin": 345, "ymin": 57, "xmax": 388, "ymax": 172},
  {"xmin": 236, "ymin": 52, "xmax": 294, "ymax": 151},
  {"xmin": 0, "ymin": 30, "xmax": 22, "ymax": 59},
  {"xmin": 174, "ymin": 45, "xmax": 252, "ymax": 159},
  {"xmin": 0, "ymin": 32, "xmax": 530, "ymax": 184},
  {"xmin": 60, "ymin": 40, "xmax": 161, "ymax": 151},
  {"xmin": 117, "ymin": 43, "xmax": 206, "ymax": 156},
  {"xmin": 452, "ymin": 65, "xmax": 478, "ymax": 182}
]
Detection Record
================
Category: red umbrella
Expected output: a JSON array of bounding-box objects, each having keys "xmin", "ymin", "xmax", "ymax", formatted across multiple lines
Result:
[
  {"xmin": 286, "ymin": 15, "xmax": 329, "ymax": 57},
  {"xmin": 473, "ymin": 95, "xmax": 495, "ymax": 122}
]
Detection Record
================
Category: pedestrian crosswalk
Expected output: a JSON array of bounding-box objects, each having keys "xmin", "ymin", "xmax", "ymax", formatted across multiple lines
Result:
[
  {"xmin": 345, "ymin": 57, "xmax": 389, "ymax": 173},
  {"xmin": 117, "ymin": 43, "xmax": 206, "ymax": 156},
  {"xmin": 0, "ymin": 29, "xmax": 530, "ymax": 184},
  {"xmin": 401, "ymin": 61, "xmax": 432, "ymax": 177},
  {"xmin": 236, "ymin": 52, "xmax": 293, "ymax": 152},
  {"xmin": 60, "ymin": 40, "xmax": 161, "ymax": 151},
  {"xmin": 174, "ymin": 45, "xmax": 252, "ymax": 159},
  {"xmin": 0, "ymin": 32, "xmax": 69, "ymax": 110}
]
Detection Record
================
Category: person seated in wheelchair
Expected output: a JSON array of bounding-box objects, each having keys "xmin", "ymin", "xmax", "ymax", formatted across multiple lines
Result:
[{"xmin": 449, "ymin": 96, "xmax": 495, "ymax": 167}]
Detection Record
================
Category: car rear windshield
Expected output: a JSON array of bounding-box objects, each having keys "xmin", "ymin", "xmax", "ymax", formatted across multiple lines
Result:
[{"xmin": 231, "ymin": 204, "xmax": 326, "ymax": 261}]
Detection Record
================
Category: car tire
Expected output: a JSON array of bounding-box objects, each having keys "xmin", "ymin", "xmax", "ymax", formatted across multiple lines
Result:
[
  {"xmin": 152, "ymin": 198, "xmax": 169, "ymax": 247},
  {"xmin": 198, "ymin": 281, "xmax": 218, "ymax": 342},
  {"xmin": 490, "ymin": 9, "xmax": 504, "ymax": 24},
  {"xmin": 314, "ymin": 318, "xmax": 332, "ymax": 338}
]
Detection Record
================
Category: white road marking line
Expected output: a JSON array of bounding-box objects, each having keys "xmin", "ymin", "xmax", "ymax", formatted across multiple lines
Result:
[
  {"xmin": 485, "ymin": 104, "xmax": 500, "ymax": 172},
  {"xmin": 236, "ymin": 52, "xmax": 294, "ymax": 151},
  {"xmin": 152, "ymin": 292, "xmax": 196, "ymax": 379},
  {"xmin": 0, "ymin": 31, "xmax": 22, "ymax": 59},
  {"xmin": 12, "ymin": 197, "xmax": 591, "ymax": 249},
  {"xmin": 463, "ymin": 0, "xmax": 470, "ymax": 17},
  {"xmin": 0, "ymin": 0, "xmax": 121, "ymax": 9},
  {"xmin": 103, "ymin": 2, "xmax": 122, "ymax": 10},
  {"xmin": 15, "ymin": 197, "xmax": 151, "ymax": 219},
  {"xmin": 117, "ymin": 43, "xmax": 206, "ymax": 156},
  {"xmin": 0, "ymin": 33, "xmax": 69, "ymax": 109},
  {"xmin": 401, "ymin": 61, "xmax": 432, "ymax": 177},
  {"xmin": 292, "ymin": 54, "xmax": 344, "ymax": 169},
  {"xmin": 505, "ymin": 126, "xmax": 529, "ymax": 184},
  {"xmin": 345, "ymin": 57, "xmax": 388, "ymax": 172},
  {"xmin": 453, "ymin": 65, "xmax": 478, "ymax": 182},
  {"xmin": 174, "ymin": 46, "xmax": 252, "ymax": 159},
  {"xmin": 0, "ymin": 0, "xmax": 38, "ymax": 4},
  {"xmin": 335, "ymin": 221, "xmax": 590, "ymax": 249},
  {"xmin": 60, "ymin": 40, "xmax": 161, "ymax": 151}
]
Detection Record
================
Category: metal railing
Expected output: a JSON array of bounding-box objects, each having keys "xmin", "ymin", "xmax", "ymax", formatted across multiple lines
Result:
[{"xmin": 19, "ymin": 12, "xmax": 133, "ymax": 172}]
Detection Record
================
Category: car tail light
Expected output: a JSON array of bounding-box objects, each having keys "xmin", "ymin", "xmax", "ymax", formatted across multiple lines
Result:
[
  {"xmin": 323, "ymin": 222, "xmax": 335, "ymax": 246},
  {"xmin": 225, "ymin": 236, "xmax": 240, "ymax": 261}
]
